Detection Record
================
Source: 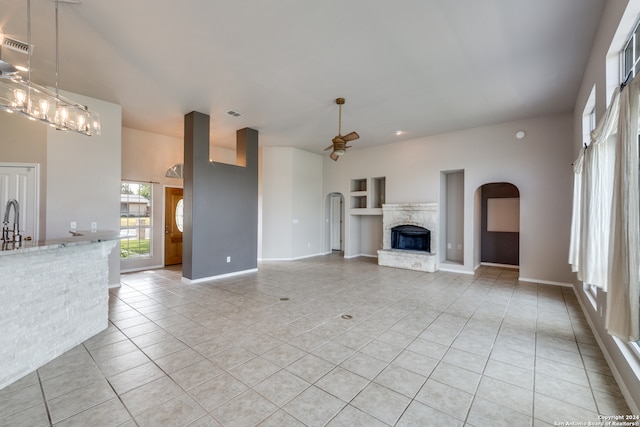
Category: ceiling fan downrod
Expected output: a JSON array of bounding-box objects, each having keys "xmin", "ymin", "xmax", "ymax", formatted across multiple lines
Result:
[{"xmin": 336, "ymin": 97, "xmax": 344, "ymax": 136}]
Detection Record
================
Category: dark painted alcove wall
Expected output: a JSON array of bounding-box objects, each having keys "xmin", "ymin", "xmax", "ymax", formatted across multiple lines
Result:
[
  {"xmin": 481, "ymin": 182, "xmax": 520, "ymax": 266},
  {"xmin": 183, "ymin": 111, "xmax": 258, "ymax": 281}
]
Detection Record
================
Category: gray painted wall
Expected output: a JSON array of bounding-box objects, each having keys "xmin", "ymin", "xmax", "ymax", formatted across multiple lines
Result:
[{"xmin": 183, "ymin": 111, "xmax": 258, "ymax": 281}]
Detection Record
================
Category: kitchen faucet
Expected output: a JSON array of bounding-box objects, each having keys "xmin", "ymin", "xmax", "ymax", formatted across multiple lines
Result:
[{"xmin": 2, "ymin": 199, "xmax": 21, "ymax": 247}]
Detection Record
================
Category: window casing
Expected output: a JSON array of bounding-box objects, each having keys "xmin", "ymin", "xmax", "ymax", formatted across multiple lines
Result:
[
  {"xmin": 621, "ymin": 20, "xmax": 640, "ymax": 352},
  {"xmin": 120, "ymin": 182, "xmax": 152, "ymax": 259},
  {"xmin": 621, "ymin": 18, "xmax": 640, "ymax": 82}
]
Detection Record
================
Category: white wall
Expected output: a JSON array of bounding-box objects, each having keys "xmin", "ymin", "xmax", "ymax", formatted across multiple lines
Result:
[
  {"xmin": 323, "ymin": 113, "xmax": 574, "ymax": 284},
  {"xmin": 292, "ymin": 149, "xmax": 324, "ymax": 258},
  {"xmin": 359, "ymin": 215, "xmax": 383, "ymax": 256},
  {"xmin": 261, "ymin": 147, "xmax": 323, "ymax": 260},
  {"xmin": 261, "ymin": 148, "xmax": 294, "ymax": 259},
  {"xmin": 46, "ymin": 91, "xmax": 122, "ymax": 285},
  {"xmin": 0, "ymin": 91, "xmax": 121, "ymax": 285},
  {"xmin": 0, "ymin": 112, "xmax": 47, "ymax": 239},
  {"xmin": 120, "ymin": 128, "xmax": 183, "ymax": 271},
  {"xmin": 572, "ymin": 0, "xmax": 640, "ymax": 413}
]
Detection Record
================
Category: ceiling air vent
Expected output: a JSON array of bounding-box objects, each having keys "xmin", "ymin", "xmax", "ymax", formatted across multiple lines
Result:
[
  {"xmin": 3, "ymin": 37, "xmax": 30, "ymax": 55},
  {"xmin": 226, "ymin": 110, "xmax": 242, "ymax": 117}
]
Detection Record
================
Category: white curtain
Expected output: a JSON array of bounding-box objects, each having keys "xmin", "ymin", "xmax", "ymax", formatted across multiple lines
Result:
[
  {"xmin": 569, "ymin": 151, "xmax": 583, "ymax": 272},
  {"xmin": 606, "ymin": 79, "xmax": 640, "ymax": 342},
  {"xmin": 569, "ymin": 89, "xmax": 619, "ymax": 289},
  {"xmin": 569, "ymin": 82, "xmax": 639, "ymax": 342}
]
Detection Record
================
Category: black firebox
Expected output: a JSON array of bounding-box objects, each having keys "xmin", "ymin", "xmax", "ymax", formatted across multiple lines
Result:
[{"xmin": 391, "ymin": 225, "xmax": 431, "ymax": 252}]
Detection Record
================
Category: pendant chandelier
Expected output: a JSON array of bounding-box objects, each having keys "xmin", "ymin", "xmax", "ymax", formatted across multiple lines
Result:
[{"xmin": 0, "ymin": 0, "xmax": 100, "ymax": 136}]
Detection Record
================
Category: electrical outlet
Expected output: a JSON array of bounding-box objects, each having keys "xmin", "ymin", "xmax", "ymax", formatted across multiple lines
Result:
[
  {"xmin": 226, "ymin": 256, "xmax": 231, "ymax": 263},
  {"xmin": 91, "ymin": 222, "xmax": 97, "ymax": 231},
  {"xmin": 447, "ymin": 243, "xmax": 451, "ymax": 249},
  {"xmin": 70, "ymin": 221, "xmax": 77, "ymax": 230},
  {"xmin": 458, "ymin": 244, "xmax": 462, "ymax": 250}
]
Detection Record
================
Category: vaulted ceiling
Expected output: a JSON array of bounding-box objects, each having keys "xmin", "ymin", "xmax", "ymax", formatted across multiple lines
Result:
[{"xmin": 0, "ymin": 0, "xmax": 605, "ymax": 152}]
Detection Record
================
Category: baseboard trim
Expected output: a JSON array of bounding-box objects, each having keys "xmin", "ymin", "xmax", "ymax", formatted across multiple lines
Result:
[
  {"xmin": 120, "ymin": 264, "xmax": 164, "ymax": 274},
  {"xmin": 518, "ymin": 277, "xmax": 573, "ymax": 287},
  {"xmin": 258, "ymin": 252, "xmax": 333, "ymax": 262},
  {"xmin": 572, "ymin": 286, "xmax": 640, "ymax": 415},
  {"xmin": 343, "ymin": 253, "xmax": 378, "ymax": 259},
  {"xmin": 439, "ymin": 266, "xmax": 474, "ymax": 275},
  {"xmin": 182, "ymin": 268, "xmax": 258, "ymax": 284},
  {"xmin": 480, "ymin": 262, "xmax": 519, "ymax": 269}
]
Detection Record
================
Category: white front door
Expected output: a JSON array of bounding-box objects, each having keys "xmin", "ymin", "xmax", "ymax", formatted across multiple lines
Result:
[{"xmin": 0, "ymin": 163, "xmax": 39, "ymax": 242}]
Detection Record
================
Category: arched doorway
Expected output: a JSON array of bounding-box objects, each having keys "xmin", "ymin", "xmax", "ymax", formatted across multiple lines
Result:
[{"xmin": 479, "ymin": 182, "xmax": 520, "ymax": 266}]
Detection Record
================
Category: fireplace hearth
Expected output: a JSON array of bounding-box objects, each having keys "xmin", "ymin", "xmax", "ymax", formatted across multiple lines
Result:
[{"xmin": 378, "ymin": 203, "xmax": 439, "ymax": 272}]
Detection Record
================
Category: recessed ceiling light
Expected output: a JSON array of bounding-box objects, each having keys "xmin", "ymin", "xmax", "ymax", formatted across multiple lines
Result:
[{"xmin": 395, "ymin": 130, "xmax": 404, "ymax": 136}]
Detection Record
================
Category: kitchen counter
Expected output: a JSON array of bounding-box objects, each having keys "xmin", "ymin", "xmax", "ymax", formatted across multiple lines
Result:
[
  {"xmin": 0, "ymin": 230, "xmax": 120, "ymax": 255},
  {"xmin": 0, "ymin": 232, "xmax": 119, "ymax": 389}
]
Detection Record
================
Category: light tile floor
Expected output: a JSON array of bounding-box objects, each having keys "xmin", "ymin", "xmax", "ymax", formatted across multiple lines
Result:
[{"xmin": 0, "ymin": 255, "xmax": 633, "ymax": 426}]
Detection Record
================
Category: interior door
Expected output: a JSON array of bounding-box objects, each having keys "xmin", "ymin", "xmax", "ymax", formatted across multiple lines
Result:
[
  {"xmin": 164, "ymin": 187, "xmax": 183, "ymax": 265},
  {"xmin": 0, "ymin": 164, "xmax": 38, "ymax": 242},
  {"xmin": 330, "ymin": 194, "xmax": 343, "ymax": 251}
]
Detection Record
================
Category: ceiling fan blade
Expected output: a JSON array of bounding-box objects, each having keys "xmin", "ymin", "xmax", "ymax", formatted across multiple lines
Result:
[
  {"xmin": 330, "ymin": 152, "xmax": 339, "ymax": 161},
  {"xmin": 342, "ymin": 131, "xmax": 359, "ymax": 142},
  {"xmin": 324, "ymin": 144, "xmax": 334, "ymax": 151}
]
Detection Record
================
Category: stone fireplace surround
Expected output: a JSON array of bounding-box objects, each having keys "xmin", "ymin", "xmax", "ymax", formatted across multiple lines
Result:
[{"xmin": 377, "ymin": 202, "xmax": 439, "ymax": 272}]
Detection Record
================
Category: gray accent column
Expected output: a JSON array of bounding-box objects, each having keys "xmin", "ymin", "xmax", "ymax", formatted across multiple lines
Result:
[{"xmin": 183, "ymin": 111, "xmax": 258, "ymax": 281}]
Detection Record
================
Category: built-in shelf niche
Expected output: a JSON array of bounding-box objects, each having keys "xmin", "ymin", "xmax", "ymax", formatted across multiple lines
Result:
[
  {"xmin": 350, "ymin": 178, "xmax": 367, "ymax": 192},
  {"xmin": 350, "ymin": 195, "xmax": 367, "ymax": 209},
  {"xmin": 372, "ymin": 177, "xmax": 386, "ymax": 208},
  {"xmin": 349, "ymin": 177, "xmax": 386, "ymax": 214}
]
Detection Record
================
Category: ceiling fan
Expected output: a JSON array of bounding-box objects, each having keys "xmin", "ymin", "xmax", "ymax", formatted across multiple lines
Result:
[{"xmin": 325, "ymin": 97, "xmax": 359, "ymax": 161}]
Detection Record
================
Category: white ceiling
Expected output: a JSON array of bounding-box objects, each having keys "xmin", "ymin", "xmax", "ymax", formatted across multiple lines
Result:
[{"xmin": 0, "ymin": 0, "xmax": 605, "ymax": 153}]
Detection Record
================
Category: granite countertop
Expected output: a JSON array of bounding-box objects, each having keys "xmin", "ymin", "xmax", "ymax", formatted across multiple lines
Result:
[{"xmin": 0, "ymin": 230, "xmax": 121, "ymax": 256}]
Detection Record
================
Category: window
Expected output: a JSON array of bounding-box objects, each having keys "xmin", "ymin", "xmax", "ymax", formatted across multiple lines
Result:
[
  {"xmin": 621, "ymin": 20, "xmax": 640, "ymax": 352},
  {"xmin": 176, "ymin": 199, "xmax": 184, "ymax": 232},
  {"xmin": 120, "ymin": 182, "xmax": 152, "ymax": 258},
  {"xmin": 622, "ymin": 18, "xmax": 640, "ymax": 82}
]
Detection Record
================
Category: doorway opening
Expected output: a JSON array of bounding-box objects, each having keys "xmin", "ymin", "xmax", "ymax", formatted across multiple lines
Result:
[
  {"xmin": 0, "ymin": 163, "xmax": 39, "ymax": 243},
  {"xmin": 328, "ymin": 193, "xmax": 344, "ymax": 253},
  {"xmin": 164, "ymin": 186, "xmax": 183, "ymax": 266},
  {"xmin": 477, "ymin": 182, "xmax": 520, "ymax": 267}
]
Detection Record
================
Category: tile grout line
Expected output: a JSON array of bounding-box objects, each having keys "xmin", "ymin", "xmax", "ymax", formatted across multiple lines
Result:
[
  {"xmin": 563, "ymin": 286, "xmax": 602, "ymax": 416},
  {"xmin": 35, "ymin": 370, "xmax": 53, "ymax": 427},
  {"xmin": 104, "ymin": 289, "xmax": 214, "ymax": 424}
]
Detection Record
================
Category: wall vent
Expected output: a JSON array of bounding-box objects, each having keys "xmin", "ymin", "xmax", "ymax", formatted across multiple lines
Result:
[
  {"xmin": 226, "ymin": 110, "xmax": 242, "ymax": 117},
  {"xmin": 3, "ymin": 37, "xmax": 30, "ymax": 55}
]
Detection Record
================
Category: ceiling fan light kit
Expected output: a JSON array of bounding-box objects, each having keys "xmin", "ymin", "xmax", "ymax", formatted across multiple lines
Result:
[{"xmin": 325, "ymin": 97, "xmax": 359, "ymax": 161}]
